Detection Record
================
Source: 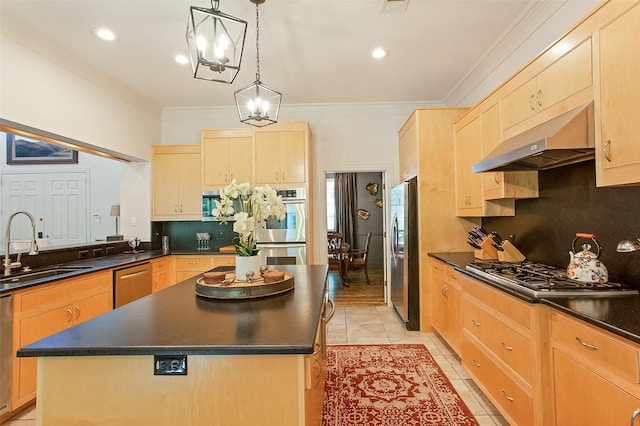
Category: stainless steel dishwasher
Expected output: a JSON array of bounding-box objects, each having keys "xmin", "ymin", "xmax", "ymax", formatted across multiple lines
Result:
[
  {"xmin": 113, "ymin": 263, "xmax": 152, "ymax": 308},
  {"xmin": 1, "ymin": 294, "xmax": 12, "ymax": 415}
]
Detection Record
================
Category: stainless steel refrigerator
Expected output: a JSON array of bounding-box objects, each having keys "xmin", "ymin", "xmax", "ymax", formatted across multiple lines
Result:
[{"xmin": 389, "ymin": 177, "xmax": 420, "ymax": 330}]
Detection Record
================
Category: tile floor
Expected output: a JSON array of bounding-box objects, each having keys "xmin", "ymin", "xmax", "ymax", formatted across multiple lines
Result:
[
  {"xmin": 5, "ymin": 305, "xmax": 509, "ymax": 426},
  {"xmin": 327, "ymin": 305, "xmax": 510, "ymax": 426}
]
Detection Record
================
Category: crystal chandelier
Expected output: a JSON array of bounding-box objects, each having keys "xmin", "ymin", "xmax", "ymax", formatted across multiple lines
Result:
[
  {"xmin": 186, "ymin": 0, "xmax": 248, "ymax": 84},
  {"xmin": 234, "ymin": 0, "xmax": 282, "ymax": 127}
]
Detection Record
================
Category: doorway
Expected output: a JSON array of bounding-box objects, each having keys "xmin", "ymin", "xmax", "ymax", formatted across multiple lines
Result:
[{"xmin": 325, "ymin": 170, "xmax": 388, "ymax": 306}]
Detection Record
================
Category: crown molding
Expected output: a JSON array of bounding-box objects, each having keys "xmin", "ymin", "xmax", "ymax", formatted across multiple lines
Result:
[{"xmin": 444, "ymin": 0, "xmax": 596, "ymax": 107}]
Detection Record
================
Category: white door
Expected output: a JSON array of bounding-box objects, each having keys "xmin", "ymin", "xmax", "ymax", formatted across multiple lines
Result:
[
  {"xmin": 44, "ymin": 173, "xmax": 89, "ymax": 246},
  {"xmin": 1, "ymin": 173, "xmax": 45, "ymax": 241},
  {"xmin": 1, "ymin": 171, "xmax": 89, "ymax": 246}
]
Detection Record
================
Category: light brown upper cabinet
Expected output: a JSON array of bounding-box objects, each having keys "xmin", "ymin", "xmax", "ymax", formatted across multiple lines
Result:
[
  {"xmin": 152, "ymin": 145, "xmax": 202, "ymax": 221},
  {"xmin": 254, "ymin": 122, "xmax": 310, "ymax": 185},
  {"xmin": 398, "ymin": 112, "xmax": 419, "ymax": 181},
  {"xmin": 500, "ymin": 39, "xmax": 593, "ymax": 140},
  {"xmin": 480, "ymin": 102, "xmax": 539, "ymax": 201},
  {"xmin": 454, "ymin": 112, "xmax": 515, "ymax": 217},
  {"xmin": 201, "ymin": 129, "xmax": 253, "ymax": 190},
  {"xmin": 595, "ymin": 2, "xmax": 640, "ymax": 186}
]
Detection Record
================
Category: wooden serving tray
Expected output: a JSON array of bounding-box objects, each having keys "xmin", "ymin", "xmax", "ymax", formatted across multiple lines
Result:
[{"xmin": 195, "ymin": 271, "xmax": 294, "ymax": 299}]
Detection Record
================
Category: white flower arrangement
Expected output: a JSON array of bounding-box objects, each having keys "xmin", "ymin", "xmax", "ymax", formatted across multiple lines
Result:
[{"xmin": 212, "ymin": 180, "xmax": 286, "ymax": 256}]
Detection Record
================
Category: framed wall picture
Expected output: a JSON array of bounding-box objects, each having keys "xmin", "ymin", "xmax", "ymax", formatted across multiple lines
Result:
[{"xmin": 6, "ymin": 133, "xmax": 78, "ymax": 165}]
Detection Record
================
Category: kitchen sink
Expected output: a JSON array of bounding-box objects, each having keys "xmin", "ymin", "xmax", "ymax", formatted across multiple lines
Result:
[{"xmin": 0, "ymin": 266, "xmax": 93, "ymax": 284}]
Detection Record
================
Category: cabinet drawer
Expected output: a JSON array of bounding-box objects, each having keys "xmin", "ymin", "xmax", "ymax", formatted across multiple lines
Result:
[
  {"xmin": 430, "ymin": 259, "xmax": 445, "ymax": 280},
  {"xmin": 151, "ymin": 258, "xmax": 169, "ymax": 272},
  {"xmin": 445, "ymin": 266, "xmax": 462, "ymax": 288},
  {"xmin": 17, "ymin": 271, "xmax": 111, "ymax": 313},
  {"xmin": 211, "ymin": 255, "xmax": 235, "ymax": 267},
  {"xmin": 174, "ymin": 257, "xmax": 211, "ymax": 271},
  {"xmin": 463, "ymin": 333, "xmax": 533, "ymax": 426},
  {"xmin": 463, "ymin": 298, "xmax": 533, "ymax": 384},
  {"xmin": 551, "ymin": 312, "xmax": 639, "ymax": 384},
  {"xmin": 463, "ymin": 276, "xmax": 531, "ymax": 330}
]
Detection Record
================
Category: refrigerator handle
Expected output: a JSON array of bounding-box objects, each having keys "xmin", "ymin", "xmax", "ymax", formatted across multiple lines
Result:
[{"xmin": 390, "ymin": 213, "xmax": 398, "ymax": 264}]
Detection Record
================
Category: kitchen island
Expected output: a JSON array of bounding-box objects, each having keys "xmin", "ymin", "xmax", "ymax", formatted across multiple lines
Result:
[{"xmin": 17, "ymin": 264, "xmax": 329, "ymax": 426}]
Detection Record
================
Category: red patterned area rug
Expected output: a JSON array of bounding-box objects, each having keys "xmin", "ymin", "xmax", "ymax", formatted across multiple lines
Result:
[{"xmin": 322, "ymin": 344, "xmax": 480, "ymax": 426}]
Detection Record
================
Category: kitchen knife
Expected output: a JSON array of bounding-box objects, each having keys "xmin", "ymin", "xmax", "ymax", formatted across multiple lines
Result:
[
  {"xmin": 467, "ymin": 239, "xmax": 481, "ymax": 249},
  {"xmin": 492, "ymin": 243, "xmax": 505, "ymax": 252}
]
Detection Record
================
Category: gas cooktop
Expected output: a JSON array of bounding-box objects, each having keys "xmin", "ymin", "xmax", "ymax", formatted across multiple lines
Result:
[{"xmin": 465, "ymin": 261, "xmax": 639, "ymax": 298}]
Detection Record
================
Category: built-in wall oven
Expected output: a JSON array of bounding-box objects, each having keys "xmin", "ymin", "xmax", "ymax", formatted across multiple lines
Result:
[
  {"xmin": 256, "ymin": 188, "xmax": 307, "ymax": 265},
  {"xmin": 202, "ymin": 191, "xmax": 222, "ymax": 221}
]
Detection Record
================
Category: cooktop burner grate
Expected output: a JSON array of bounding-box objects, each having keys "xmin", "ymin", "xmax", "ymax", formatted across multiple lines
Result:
[{"xmin": 465, "ymin": 261, "xmax": 638, "ymax": 298}]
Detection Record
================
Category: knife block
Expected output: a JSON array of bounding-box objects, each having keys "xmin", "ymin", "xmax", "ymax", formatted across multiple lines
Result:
[
  {"xmin": 497, "ymin": 241, "xmax": 526, "ymax": 262},
  {"xmin": 474, "ymin": 237, "xmax": 499, "ymax": 260}
]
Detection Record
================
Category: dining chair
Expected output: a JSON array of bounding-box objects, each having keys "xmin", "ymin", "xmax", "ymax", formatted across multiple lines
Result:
[
  {"xmin": 327, "ymin": 232, "xmax": 348, "ymax": 287},
  {"xmin": 349, "ymin": 232, "xmax": 372, "ymax": 284}
]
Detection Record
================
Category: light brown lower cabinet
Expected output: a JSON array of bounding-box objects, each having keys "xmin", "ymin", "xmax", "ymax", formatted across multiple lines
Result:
[
  {"xmin": 461, "ymin": 275, "xmax": 538, "ymax": 426},
  {"xmin": 550, "ymin": 311, "xmax": 640, "ymax": 425},
  {"xmin": 150, "ymin": 257, "xmax": 171, "ymax": 293},
  {"xmin": 463, "ymin": 332, "xmax": 534, "ymax": 425},
  {"xmin": 430, "ymin": 258, "xmax": 462, "ymax": 354},
  {"xmin": 11, "ymin": 271, "xmax": 112, "ymax": 411},
  {"xmin": 173, "ymin": 255, "xmax": 235, "ymax": 283}
]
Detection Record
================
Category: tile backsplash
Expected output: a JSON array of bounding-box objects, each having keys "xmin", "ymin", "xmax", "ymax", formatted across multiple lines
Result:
[
  {"xmin": 151, "ymin": 221, "xmax": 235, "ymax": 251},
  {"xmin": 482, "ymin": 160, "xmax": 640, "ymax": 285}
]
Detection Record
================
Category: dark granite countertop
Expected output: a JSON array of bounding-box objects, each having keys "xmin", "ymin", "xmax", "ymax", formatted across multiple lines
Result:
[
  {"xmin": 0, "ymin": 249, "xmax": 237, "ymax": 294},
  {"xmin": 429, "ymin": 252, "xmax": 640, "ymax": 345},
  {"xmin": 17, "ymin": 264, "xmax": 328, "ymax": 357},
  {"xmin": 0, "ymin": 250, "xmax": 169, "ymax": 294}
]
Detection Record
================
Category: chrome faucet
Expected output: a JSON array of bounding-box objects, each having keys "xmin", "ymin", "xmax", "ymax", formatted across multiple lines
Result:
[{"xmin": 3, "ymin": 211, "xmax": 39, "ymax": 277}]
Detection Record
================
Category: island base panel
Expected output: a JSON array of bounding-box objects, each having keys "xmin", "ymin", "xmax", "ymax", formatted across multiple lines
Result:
[{"xmin": 37, "ymin": 354, "xmax": 311, "ymax": 426}]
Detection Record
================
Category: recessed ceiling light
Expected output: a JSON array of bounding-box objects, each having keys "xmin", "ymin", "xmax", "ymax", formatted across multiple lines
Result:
[
  {"xmin": 175, "ymin": 55, "xmax": 190, "ymax": 65},
  {"xmin": 92, "ymin": 28, "xmax": 117, "ymax": 41},
  {"xmin": 372, "ymin": 48, "xmax": 387, "ymax": 59}
]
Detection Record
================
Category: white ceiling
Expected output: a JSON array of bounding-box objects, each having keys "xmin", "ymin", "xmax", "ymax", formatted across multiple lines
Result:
[{"xmin": 0, "ymin": 1, "xmax": 593, "ymax": 110}]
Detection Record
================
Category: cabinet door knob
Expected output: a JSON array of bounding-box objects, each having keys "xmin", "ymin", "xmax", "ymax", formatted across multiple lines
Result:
[
  {"xmin": 67, "ymin": 308, "xmax": 73, "ymax": 323},
  {"xmin": 631, "ymin": 408, "xmax": 640, "ymax": 425},
  {"xmin": 528, "ymin": 94, "xmax": 535, "ymax": 111},
  {"xmin": 75, "ymin": 305, "xmax": 81, "ymax": 319},
  {"xmin": 472, "ymin": 359, "xmax": 481, "ymax": 367},
  {"xmin": 471, "ymin": 319, "xmax": 481, "ymax": 327},
  {"xmin": 501, "ymin": 342, "xmax": 513, "ymax": 351}
]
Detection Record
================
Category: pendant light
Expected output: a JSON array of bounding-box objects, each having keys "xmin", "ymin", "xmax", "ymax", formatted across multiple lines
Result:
[
  {"xmin": 186, "ymin": 0, "xmax": 248, "ymax": 84},
  {"xmin": 234, "ymin": 0, "xmax": 282, "ymax": 127}
]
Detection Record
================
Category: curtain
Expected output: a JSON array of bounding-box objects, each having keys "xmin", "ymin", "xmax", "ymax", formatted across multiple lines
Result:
[{"xmin": 335, "ymin": 173, "xmax": 357, "ymax": 247}]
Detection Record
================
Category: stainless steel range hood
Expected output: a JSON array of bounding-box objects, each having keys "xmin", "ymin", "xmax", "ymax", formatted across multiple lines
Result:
[{"xmin": 473, "ymin": 102, "xmax": 594, "ymax": 173}]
